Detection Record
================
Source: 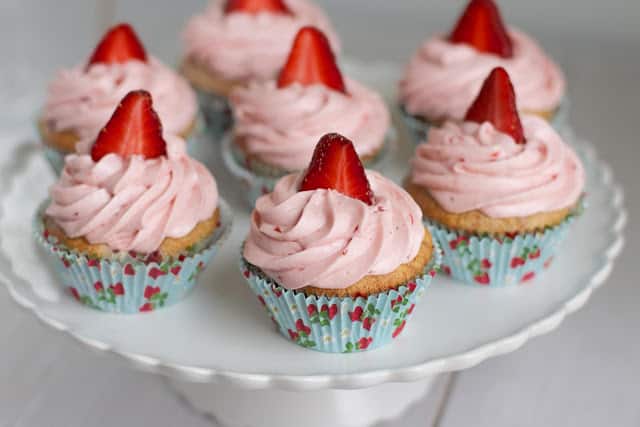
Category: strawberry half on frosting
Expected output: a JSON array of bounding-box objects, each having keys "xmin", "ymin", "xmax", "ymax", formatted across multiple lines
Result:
[
  {"xmin": 277, "ymin": 26, "xmax": 346, "ymax": 93},
  {"xmin": 449, "ymin": 0, "xmax": 513, "ymax": 58},
  {"xmin": 87, "ymin": 23, "xmax": 148, "ymax": 68},
  {"xmin": 224, "ymin": 0, "xmax": 292, "ymax": 15},
  {"xmin": 464, "ymin": 67, "xmax": 525, "ymax": 143},
  {"xmin": 90, "ymin": 90, "xmax": 167, "ymax": 161},
  {"xmin": 299, "ymin": 133, "xmax": 373, "ymax": 204}
]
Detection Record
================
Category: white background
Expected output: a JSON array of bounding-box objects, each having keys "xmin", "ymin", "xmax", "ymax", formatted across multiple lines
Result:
[{"xmin": 1, "ymin": 1, "xmax": 639, "ymax": 426}]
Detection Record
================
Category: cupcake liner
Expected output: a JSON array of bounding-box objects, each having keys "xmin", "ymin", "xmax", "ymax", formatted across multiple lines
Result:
[
  {"xmin": 399, "ymin": 106, "xmax": 432, "ymax": 147},
  {"xmin": 550, "ymin": 96, "xmax": 571, "ymax": 136},
  {"xmin": 239, "ymin": 240, "xmax": 442, "ymax": 353},
  {"xmin": 221, "ymin": 130, "xmax": 396, "ymax": 209},
  {"xmin": 196, "ymin": 89, "xmax": 233, "ymax": 142},
  {"xmin": 32, "ymin": 199, "xmax": 232, "ymax": 313},
  {"xmin": 42, "ymin": 145, "xmax": 67, "ymax": 176},
  {"xmin": 426, "ymin": 206, "xmax": 582, "ymax": 287},
  {"xmin": 399, "ymin": 97, "xmax": 571, "ymax": 147},
  {"xmin": 184, "ymin": 114, "xmax": 207, "ymax": 161}
]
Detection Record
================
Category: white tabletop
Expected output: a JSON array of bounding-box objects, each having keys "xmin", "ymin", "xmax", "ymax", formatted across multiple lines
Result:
[{"xmin": 1, "ymin": 1, "xmax": 638, "ymax": 426}]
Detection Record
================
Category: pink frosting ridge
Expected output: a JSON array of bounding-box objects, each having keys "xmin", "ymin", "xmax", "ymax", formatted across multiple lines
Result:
[
  {"xmin": 43, "ymin": 58, "xmax": 198, "ymax": 139},
  {"xmin": 410, "ymin": 115, "xmax": 584, "ymax": 218},
  {"xmin": 183, "ymin": 0, "xmax": 340, "ymax": 82},
  {"xmin": 400, "ymin": 29, "xmax": 565, "ymax": 120},
  {"xmin": 230, "ymin": 78, "xmax": 390, "ymax": 171},
  {"xmin": 45, "ymin": 135, "xmax": 218, "ymax": 253},
  {"xmin": 243, "ymin": 171, "xmax": 425, "ymax": 290}
]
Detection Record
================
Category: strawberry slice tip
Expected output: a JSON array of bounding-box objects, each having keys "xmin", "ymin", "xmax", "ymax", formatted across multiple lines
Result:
[
  {"xmin": 277, "ymin": 26, "xmax": 346, "ymax": 94},
  {"xmin": 449, "ymin": 0, "xmax": 513, "ymax": 58},
  {"xmin": 90, "ymin": 90, "xmax": 167, "ymax": 161},
  {"xmin": 87, "ymin": 23, "xmax": 147, "ymax": 68},
  {"xmin": 224, "ymin": 0, "xmax": 292, "ymax": 15},
  {"xmin": 299, "ymin": 133, "xmax": 373, "ymax": 204},
  {"xmin": 464, "ymin": 67, "xmax": 525, "ymax": 144}
]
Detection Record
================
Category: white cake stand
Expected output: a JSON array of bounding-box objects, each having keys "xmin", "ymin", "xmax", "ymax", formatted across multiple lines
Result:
[{"xmin": 0, "ymin": 62, "xmax": 626, "ymax": 427}]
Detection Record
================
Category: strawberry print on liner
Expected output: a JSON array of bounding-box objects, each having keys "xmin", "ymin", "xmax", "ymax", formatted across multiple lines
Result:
[
  {"xmin": 240, "ymin": 241, "xmax": 441, "ymax": 353},
  {"xmin": 427, "ymin": 209, "xmax": 579, "ymax": 287},
  {"xmin": 33, "ymin": 201, "xmax": 231, "ymax": 314}
]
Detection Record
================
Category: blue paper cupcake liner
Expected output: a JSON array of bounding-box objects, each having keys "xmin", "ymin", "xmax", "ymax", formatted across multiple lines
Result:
[
  {"xmin": 183, "ymin": 115, "xmax": 208, "ymax": 163},
  {"xmin": 426, "ymin": 206, "xmax": 582, "ymax": 287},
  {"xmin": 399, "ymin": 97, "xmax": 571, "ymax": 147},
  {"xmin": 399, "ymin": 106, "xmax": 433, "ymax": 147},
  {"xmin": 221, "ymin": 130, "xmax": 396, "ymax": 209},
  {"xmin": 240, "ymin": 240, "xmax": 442, "ymax": 353},
  {"xmin": 33, "ymin": 199, "xmax": 232, "ymax": 313},
  {"xmin": 38, "ymin": 116, "xmax": 205, "ymax": 176},
  {"xmin": 42, "ymin": 145, "xmax": 66, "ymax": 176},
  {"xmin": 550, "ymin": 96, "xmax": 570, "ymax": 135},
  {"xmin": 196, "ymin": 90, "xmax": 233, "ymax": 142}
]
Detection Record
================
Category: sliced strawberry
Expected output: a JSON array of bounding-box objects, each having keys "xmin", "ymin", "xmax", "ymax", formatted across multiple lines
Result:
[
  {"xmin": 224, "ymin": 0, "xmax": 291, "ymax": 15},
  {"xmin": 87, "ymin": 23, "xmax": 147, "ymax": 68},
  {"xmin": 474, "ymin": 272, "xmax": 490, "ymax": 285},
  {"xmin": 123, "ymin": 264, "xmax": 136, "ymax": 275},
  {"xmin": 91, "ymin": 90, "xmax": 167, "ymax": 161},
  {"xmin": 349, "ymin": 306, "xmax": 364, "ymax": 322},
  {"xmin": 299, "ymin": 133, "xmax": 373, "ymax": 204},
  {"xmin": 464, "ymin": 67, "xmax": 525, "ymax": 143},
  {"xmin": 449, "ymin": 0, "xmax": 513, "ymax": 58},
  {"xmin": 277, "ymin": 26, "xmax": 346, "ymax": 93}
]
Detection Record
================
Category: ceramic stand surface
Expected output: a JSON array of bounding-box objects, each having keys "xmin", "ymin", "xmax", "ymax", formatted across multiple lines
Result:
[
  {"xmin": 168, "ymin": 376, "xmax": 437, "ymax": 427},
  {"xmin": 0, "ymin": 60, "xmax": 626, "ymax": 427},
  {"xmin": 0, "ymin": 130, "xmax": 624, "ymax": 412}
]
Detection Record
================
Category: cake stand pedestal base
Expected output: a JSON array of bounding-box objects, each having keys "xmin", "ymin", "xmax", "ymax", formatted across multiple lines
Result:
[{"xmin": 168, "ymin": 376, "xmax": 438, "ymax": 427}]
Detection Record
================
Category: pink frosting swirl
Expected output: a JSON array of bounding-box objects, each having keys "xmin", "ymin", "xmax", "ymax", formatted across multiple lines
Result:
[
  {"xmin": 183, "ymin": 0, "xmax": 340, "ymax": 82},
  {"xmin": 45, "ymin": 135, "xmax": 218, "ymax": 253},
  {"xmin": 400, "ymin": 29, "xmax": 565, "ymax": 120},
  {"xmin": 243, "ymin": 171, "xmax": 425, "ymax": 290},
  {"xmin": 410, "ymin": 115, "xmax": 584, "ymax": 218},
  {"xmin": 43, "ymin": 57, "xmax": 198, "ymax": 139},
  {"xmin": 229, "ymin": 78, "xmax": 390, "ymax": 171}
]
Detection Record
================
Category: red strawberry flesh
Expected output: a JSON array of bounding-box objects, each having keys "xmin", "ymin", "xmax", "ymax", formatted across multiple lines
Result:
[
  {"xmin": 91, "ymin": 90, "xmax": 167, "ymax": 161},
  {"xmin": 87, "ymin": 23, "xmax": 147, "ymax": 68},
  {"xmin": 299, "ymin": 133, "xmax": 373, "ymax": 204},
  {"xmin": 224, "ymin": 0, "xmax": 291, "ymax": 15},
  {"xmin": 464, "ymin": 67, "xmax": 525, "ymax": 143},
  {"xmin": 449, "ymin": 0, "xmax": 513, "ymax": 58},
  {"xmin": 277, "ymin": 26, "xmax": 346, "ymax": 93}
]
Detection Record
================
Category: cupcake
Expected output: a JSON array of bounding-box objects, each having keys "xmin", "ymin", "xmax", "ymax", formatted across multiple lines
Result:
[
  {"xmin": 225, "ymin": 26, "xmax": 391, "ymax": 206},
  {"xmin": 399, "ymin": 0, "xmax": 566, "ymax": 144},
  {"xmin": 405, "ymin": 67, "xmax": 583, "ymax": 286},
  {"xmin": 35, "ymin": 90, "xmax": 230, "ymax": 313},
  {"xmin": 241, "ymin": 133, "xmax": 441, "ymax": 352},
  {"xmin": 40, "ymin": 23, "xmax": 199, "ymax": 174},
  {"xmin": 181, "ymin": 0, "xmax": 340, "ymax": 136}
]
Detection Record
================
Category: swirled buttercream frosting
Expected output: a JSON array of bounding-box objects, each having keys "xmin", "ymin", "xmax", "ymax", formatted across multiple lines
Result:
[
  {"xmin": 45, "ymin": 136, "xmax": 218, "ymax": 253},
  {"xmin": 183, "ymin": 0, "xmax": 340, "ymax": 82},
  {"xmin": 410, "ymin": 115, "xmax": 584, "ymax": 218},
  {"xmin": 243, "ymin": 171, "xmax": 425, "ymax": 289},
  {"xmin": 400, "ymin": 29, "xmax": 565, "ymax": 121},
  {"xmin": 230, "ymin": 78, "xmax": 390, "ymax": 171}
]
